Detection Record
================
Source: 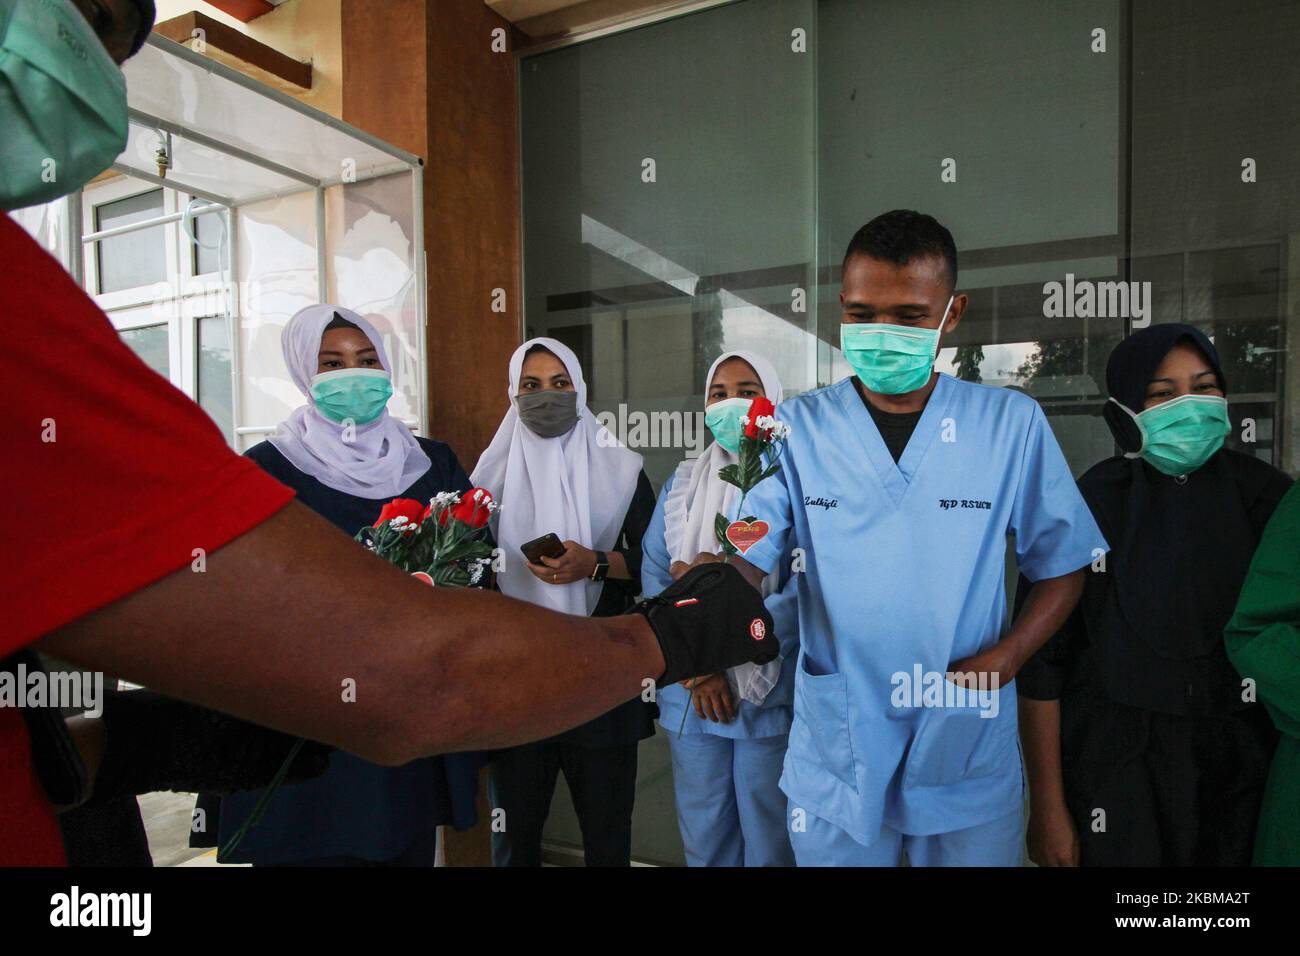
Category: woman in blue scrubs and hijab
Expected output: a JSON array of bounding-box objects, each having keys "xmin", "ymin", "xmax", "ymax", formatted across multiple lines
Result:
[
  {"xmin": 199, "ymin": 304, "xmax": 483, "ymax": 866},
  {"xmin": 1018, "ymin": 323, "xmax": 1292, "ymax": 866},
  {"xmin": 642, "ymin": 350, "xmax": 797, "ymax": 867}
]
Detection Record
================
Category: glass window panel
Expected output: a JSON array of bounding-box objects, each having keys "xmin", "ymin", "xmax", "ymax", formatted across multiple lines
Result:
[
  {"xmin": 119, "ymin": 324, "xmax": 170, "ymax": 379},
  {"xmin": 523, "ymin": 0, "xmax": 818, "ymax": 493},
  {"xmin": 1130, "ymin": 0, "xmax": 1299, "ymax": 475},
  {"xmin": 193, "ymin": 211, "xmax": 225, "ymax": 276},
  {"xmin": 819, "ymin": 0, "xmax": 1124, "ymax": 478},
  {"xmin": 198, "ymin": 315, "xmax": 234, "ymax": 441},
  {"xmin": 96, "ymin": 189, "xmax": 167, "ymax": 294}
]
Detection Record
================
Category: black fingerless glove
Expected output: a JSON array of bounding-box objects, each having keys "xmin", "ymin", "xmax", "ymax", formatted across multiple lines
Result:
[
  {"xmin": 630, "ymin": 563, "xmax": 778, "ymax": 687},
  {"xmin": 89, "ymin": 690, "xmax": 333, "ymax": 804}
]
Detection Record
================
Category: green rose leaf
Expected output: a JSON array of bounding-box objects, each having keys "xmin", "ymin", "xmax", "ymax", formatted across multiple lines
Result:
[{"xmin": 718, "ymin": 464, "xmax": 744, "ymax": 489}]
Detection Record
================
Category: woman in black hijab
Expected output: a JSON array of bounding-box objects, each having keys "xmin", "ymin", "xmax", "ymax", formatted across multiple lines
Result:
[{"xmin": 1018, "ymin": 324, "xmax": 1293, "ymax": 866}]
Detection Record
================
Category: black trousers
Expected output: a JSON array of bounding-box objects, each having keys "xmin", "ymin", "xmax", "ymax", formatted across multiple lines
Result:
[
  {"xmin": 1070, "ymin": 708, "xmax": 1274, "ymax": 866},
  {"xmin": 59, "ymin": 796, "xmax": 153, "ymax": 867},
  {"xmin": 489, "ymin": 739, "xmax": 639, "ymax": 867}
]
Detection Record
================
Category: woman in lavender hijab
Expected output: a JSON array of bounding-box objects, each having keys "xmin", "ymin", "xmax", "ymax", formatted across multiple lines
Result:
[{"xmin": 197, "ymin": 304, "xmax": 483, "ymax": 866}]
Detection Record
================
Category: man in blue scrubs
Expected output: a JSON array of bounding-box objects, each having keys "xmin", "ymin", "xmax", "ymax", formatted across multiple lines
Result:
[{"xmin": 713, "ymin": 210, "xmax": 1107, "ymax": 865}]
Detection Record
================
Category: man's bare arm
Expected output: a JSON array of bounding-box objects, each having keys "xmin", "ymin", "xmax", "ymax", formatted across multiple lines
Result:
[
  {"xmin": 950, "ymin": 567, "xmax": 1085, "ymax": 684},
  {"xmin": 39, "ymin": 502, "xmax": 665, "ymax": 765},
  {"xmin": 1019, "ymin": 697, "xmax": 1066, "ymax": 808}
]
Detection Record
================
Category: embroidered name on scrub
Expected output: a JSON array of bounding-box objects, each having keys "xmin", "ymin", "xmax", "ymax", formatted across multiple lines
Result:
[
  {"xmin": 939, "ymin": 499, "xmax": 993, "ymax": 510},
  {"xmin": 804, "ymin": 496, "xmax": 839, "ymax": 510}
]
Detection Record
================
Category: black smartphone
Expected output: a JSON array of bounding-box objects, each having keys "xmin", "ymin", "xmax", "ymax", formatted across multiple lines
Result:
[{"xmin": 520, "ymin": 533, "xmax": 566, "ymax": 564}]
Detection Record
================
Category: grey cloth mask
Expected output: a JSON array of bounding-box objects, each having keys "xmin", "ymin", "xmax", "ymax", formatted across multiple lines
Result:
[{"xmin": 515, "ymin": 390, "xmax": 580, "ymax": 438}]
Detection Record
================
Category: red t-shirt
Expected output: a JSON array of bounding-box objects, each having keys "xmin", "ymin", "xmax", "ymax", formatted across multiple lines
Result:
[{"xmin": 0, "ymin": 213, "xmax": 296, "ymax": 865}]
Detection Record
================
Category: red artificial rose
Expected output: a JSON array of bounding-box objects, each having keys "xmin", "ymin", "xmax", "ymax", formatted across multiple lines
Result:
[
  {"xmin": 373, "ymin": 497, "xmax": 427, "ymax": 529},
  {"xmin": 440, "ymin": 488, "xmax": 494, "ymax": 529},
  {"xmin": 743, "ymin": 396, "xmax": 777, "ymax": 440}
]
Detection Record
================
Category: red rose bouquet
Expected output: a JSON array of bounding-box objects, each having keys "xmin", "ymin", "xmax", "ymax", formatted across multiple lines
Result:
[{"xmin": 356, "ymin": 488, "xmax": 497, "ymax": 588}]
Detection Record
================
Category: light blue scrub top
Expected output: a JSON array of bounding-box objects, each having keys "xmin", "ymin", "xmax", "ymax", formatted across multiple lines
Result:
[
  {"xmin": 733, "ymin": 374, "xmax": 1107, "ymax": 842},
  {"xmin": 643, "ymin": 472, "xmax": 798, "ymax": 740}
]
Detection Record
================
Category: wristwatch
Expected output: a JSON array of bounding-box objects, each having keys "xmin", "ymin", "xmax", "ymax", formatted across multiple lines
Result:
[{"xmin": 590, "ymin": 551, "xmax": 610, "ymax": 582}]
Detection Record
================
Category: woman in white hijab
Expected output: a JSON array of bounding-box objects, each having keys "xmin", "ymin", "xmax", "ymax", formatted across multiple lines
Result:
[
  {"xmin": 472, "ymin": 337, "xmax": 655, "ymax": 867},
  {"xmin": 641, "ymin": 350, "xmax": 798, "ymax": 867},
  {"xmin": 203, "ymin": 304, "xmax": 483, "ymax": 867}
]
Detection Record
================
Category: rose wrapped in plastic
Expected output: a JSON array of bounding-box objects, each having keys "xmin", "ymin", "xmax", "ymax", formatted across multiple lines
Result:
[{"xmin": 673, "ymin": 397, "xmax": 791, "ymax": 736}]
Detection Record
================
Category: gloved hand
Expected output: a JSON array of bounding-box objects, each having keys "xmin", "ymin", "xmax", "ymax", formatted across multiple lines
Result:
[
  {"xmin": 630, "ymin": 562, "xmax": 778, "ymax": 687},
  {"xmin": 88, "ymin": 689, "xmax": 332, "ymax": 804}
]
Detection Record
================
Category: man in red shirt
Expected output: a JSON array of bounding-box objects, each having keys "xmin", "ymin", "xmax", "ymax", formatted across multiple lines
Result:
[{"xmin": 1, "ymin": 0, "xmax": 776, "ymax": 864}]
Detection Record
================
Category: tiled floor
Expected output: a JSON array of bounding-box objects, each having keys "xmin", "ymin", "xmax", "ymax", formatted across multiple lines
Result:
[{"xmin": 139, "ymin": 791, "xmax": 234, "ymax": 867}]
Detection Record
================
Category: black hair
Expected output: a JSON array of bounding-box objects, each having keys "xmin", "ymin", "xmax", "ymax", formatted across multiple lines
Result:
[
  {"xmin": 127, "ymin": 1, "xmax": 156, "ymax": 58},
  {"xmin": 842, "ymin": 210, "xmax": 958, "ymax": 290},
  {"xmin": 324, "ymin": 312, "xmax": 362, "ymax": 334}
]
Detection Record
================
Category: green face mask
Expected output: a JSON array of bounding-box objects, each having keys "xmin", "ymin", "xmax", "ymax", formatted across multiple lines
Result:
[
  {"xmin": 0, "ymin": 0, "xmax": 130, "ymax": 211},
  {"xmin": 311, "ymin": 368, "xmax": 393, "ymax": 426},
  {"xmin": 840, "ymin": 294, "xmax": 954, "ymax": 395},
  {"xmin": 705, "ymin": 396, "xmax": 750, "ymax": 454},
  {"xmin": 1113, "ymin": 394, "xmax": 1231, "ymax": 477}
]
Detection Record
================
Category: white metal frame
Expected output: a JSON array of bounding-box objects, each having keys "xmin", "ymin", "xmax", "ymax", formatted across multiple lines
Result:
[
  {"xmin": 81, "ymin": 177, "xmax": 178, "ymax": 315},
  {"xmin": 516, "ymin": 0, "xmax": 741, "ymax": 54},
  {"xmin": 74, "ymin": 35, "xmax": 429, "ymax": 447}
]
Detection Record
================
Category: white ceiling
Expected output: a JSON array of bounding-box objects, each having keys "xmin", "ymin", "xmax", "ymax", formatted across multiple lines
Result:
[{"xmin": 485, "ymin": 0, "xmax": 688, "ymax": 38}]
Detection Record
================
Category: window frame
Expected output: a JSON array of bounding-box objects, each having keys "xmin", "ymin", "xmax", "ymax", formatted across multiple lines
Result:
[{"xmin": 82, "ymin": 175, "xmax": 236, "ymax": 445}]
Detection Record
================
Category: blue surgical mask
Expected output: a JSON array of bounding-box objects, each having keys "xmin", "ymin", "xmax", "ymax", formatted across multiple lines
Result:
[
  {"xmin": 840, "ymin": 294, "xmax": 954, "ymax": 395},
  {"xmin": 0, "ymin": 0, "xmax": 130, "ymax": 211},
  {"xmin": 311, "ymin": 368, "xmax": 393, "ymax": 425},
  {"xmin": 704, "ymin": 397, "xmax": 750, "ymax": 454},
  {"xmin": 1111, "ymin": 394, "xmax": 1231, "ymax": 477}
]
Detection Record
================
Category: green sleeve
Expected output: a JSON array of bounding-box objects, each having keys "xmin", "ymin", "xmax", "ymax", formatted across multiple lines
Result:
[{"xmin": 1226, "ymin": 481, "xmax": 1300, "ymax": 738}]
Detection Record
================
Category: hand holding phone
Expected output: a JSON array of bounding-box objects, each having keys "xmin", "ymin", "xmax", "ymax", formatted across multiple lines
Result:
[{"xmin": 520, "ymin": 533, "xmax": 566, "ymax": 565}]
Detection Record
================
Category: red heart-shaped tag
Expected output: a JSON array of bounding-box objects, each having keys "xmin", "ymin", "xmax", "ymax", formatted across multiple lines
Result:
[
  {"xmin": 725, "ymin": 520, "xmax": 769, "ymax": 555},
  {"xmin": 411, "ymin": 571, "xmax": 435, "ymax": 587}
]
